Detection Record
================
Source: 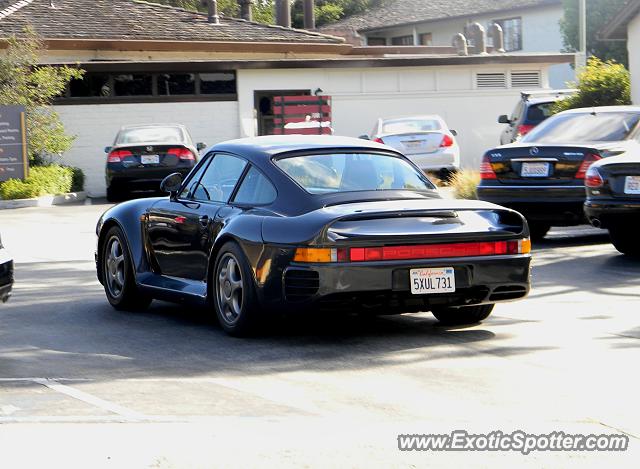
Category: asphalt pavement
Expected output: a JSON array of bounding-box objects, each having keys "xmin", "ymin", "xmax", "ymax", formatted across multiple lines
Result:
[{"xmin": 0, "ymin": 200, "xmax": 638, "ymax": 468}]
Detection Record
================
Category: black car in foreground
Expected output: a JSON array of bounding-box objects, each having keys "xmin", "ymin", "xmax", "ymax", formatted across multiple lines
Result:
[
  {"xmin": 585, "ymin": 153, "xmax": 640, "ymax": 256},
  {"xmin": 105, "ymin": 124, "xmax": 205, "ymax": 201},
  {"xmin": 479, "ymin": 106, "xmax": 640, "ymax": 240},
  {"xmin": 96, "ymin": 136, "xmax": 531, "ymax": 336},
  {"xmin": 0, "ymin": 234, "xmax": 13, "ymax": 303}
]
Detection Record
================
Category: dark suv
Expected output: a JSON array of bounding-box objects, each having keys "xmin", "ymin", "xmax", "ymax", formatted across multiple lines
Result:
[{"xmin": 498, "ymin": 90, "xmax": 576, "ymax": 145}]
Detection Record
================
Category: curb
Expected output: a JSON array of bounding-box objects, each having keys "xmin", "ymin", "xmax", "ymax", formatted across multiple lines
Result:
[{"xmin": 0, "ymin": 192, "xmax": 87, "ymax": 210}]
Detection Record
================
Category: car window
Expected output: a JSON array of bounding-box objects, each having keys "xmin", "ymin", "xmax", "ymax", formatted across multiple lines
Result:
[
  {"xmin": 510, "ymin": 101, "xmax": 524, "ymax": 122},
  {"xmin": 275, "ymin": 152, "xmax": 435, "ymax": 194},
  {"xmin": 525, "ymin": 102, "xmax": 554, "ymax": 124},
  {"xmin": 233, "ymin": 166, "xmax": 277, "ymax": 205},
  {"xmin": 179, "ymin": 154, "xmax": 212, "ymax": 199},
  {"xmin": 522, "ymin": 111, "xmax": 640, "ymax": 143},
  {"xmin": 192, "ymin": 154, "xmax": 247, "ymax": 202},
  {"xmin": 116, "ymin": 126, "xmax": 186, "ymax": 144},
  {"xmin": 381, "ymin": 118, "xmax": 442, "ymax": 134}
]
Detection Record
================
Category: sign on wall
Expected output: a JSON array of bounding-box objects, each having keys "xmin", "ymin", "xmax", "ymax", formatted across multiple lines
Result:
[{"xmin": 0, "ymin": 105, "xmax": 28, "ymax": 182}]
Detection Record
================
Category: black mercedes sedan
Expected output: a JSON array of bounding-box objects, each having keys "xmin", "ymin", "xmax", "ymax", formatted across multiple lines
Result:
[
  {"xmin": 584, "ymin": 153, "xmax": 640, "ymax": 256},
  {"xmin": 96, "ymin": 136, "xmax": 532, "ymax": 336},
  {"xmin": 105, "ymin": 124, "xmax": 205, "ymax": 202},
  {"xmin": 478, "ymin": 106, "xmax": 640, "ymax": 240},
  {"xmin": 0, "ymin": 234, "xmax": 13, "ymax": 303}
]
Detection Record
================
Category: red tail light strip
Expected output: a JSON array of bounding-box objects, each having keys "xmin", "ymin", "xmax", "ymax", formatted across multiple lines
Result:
[
  {"xmin": 575, "ymin": 153, "xmax": 601, "ymax": 179},
  {"xmin": 350, "ymin": 240, "xmax": 525, "ymax": 262},
  {"xmin": 480, "ymin": 155, "xmax": 497, "ymax": 180}
]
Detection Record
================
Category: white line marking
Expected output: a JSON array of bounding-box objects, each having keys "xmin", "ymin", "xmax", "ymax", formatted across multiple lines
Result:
[{"xmin": 32, "ymin": 378, "xmax": 146, "ymax": 420}]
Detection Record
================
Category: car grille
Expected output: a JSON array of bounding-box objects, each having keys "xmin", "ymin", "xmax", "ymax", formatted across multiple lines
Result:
[{"xmin": 284, "ymin": 269, "xmax": 319, "ymax": 301}]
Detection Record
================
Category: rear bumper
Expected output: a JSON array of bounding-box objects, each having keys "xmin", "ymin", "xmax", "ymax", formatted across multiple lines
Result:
[
  {"xmin": 477, "ymin": 184, "xmax": 586, "ymax": 224},
  {"xmin": 406, "ymin": 149, "xmax": 459, "ymax": 172},
  {"xmin": 275, "ymin": 255, "xmax": 531, "ymax": 313},
  {"xmin": 584, "ymin": 198, "xmax": 640, "ymax": 228},
  {"xmin": 106, "ymin": 167, "xmax": 192, "ymax": 191},
  {"xmin": 0, "ymin": 256, "xmax": 14, "ymax": 303}
]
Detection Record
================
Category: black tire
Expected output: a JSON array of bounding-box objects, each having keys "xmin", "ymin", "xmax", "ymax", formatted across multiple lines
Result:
[
  {"xmin": 608, "ymin": 225, "xmax": 640, "ymax": 256},
  {"xmin": 528, "ymin": 222, "xmax": 551, "ymax": 242},
  {"xmin": 431, "ymin": 304, "xmax": 494, "ymax": 326},
  {"xmin": 101, "ymin": 226, "xmax": 152, "ymax": 311},
  {"xmin": 212, "ymin": 241, "xmax": 261, "ymax": 336}
]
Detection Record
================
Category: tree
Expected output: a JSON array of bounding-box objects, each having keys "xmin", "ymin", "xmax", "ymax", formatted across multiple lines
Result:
[
  {"xmin": 0, "ymin": 30, "xmax": 83, "ymax": 163},
  {"xmin": 559, "ymin": 0, "xmax": 628, "ymax": 66},
  {"xmin": 157, "ymin": 0, "xmax": 273, "ymax": 23},
  {"xmin": 552, "ymin": 57, "xmax": 631, "ymax": 113}
]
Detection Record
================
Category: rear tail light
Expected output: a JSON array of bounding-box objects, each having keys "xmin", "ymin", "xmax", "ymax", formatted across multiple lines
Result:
[
  {"xmin": 293, "ymin": 239, "xmax": 531, "ymax": 263},
  {"xmin": 480, "ymin": 155, "xmax": 497, "ymax": 180},
  {"xmin": 575, "ymin": 153, "xmax": 601, "ymax": 179},
  {"xmin": 373, "ymin": 137, "xmax": 384, "ymax": 144},
  {"xmin": 585, "ymin": 166, "xmax": 604, "ymax": 188},
  {"xmin": 440, "ymin": 134, "xmax": 454, "ymax": 148},
  {"xmin": 516, "ymin": 124, "xmax": 535, "ymax": 139},
  {"xmin": 107, "ymin": 149, "xmax": 132, "ymax": 163},
  {"xmin": 168, "ymin": 147, "xmax": 195, "ymax": 161}
]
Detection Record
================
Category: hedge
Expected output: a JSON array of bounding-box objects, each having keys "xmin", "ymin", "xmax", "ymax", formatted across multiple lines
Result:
[{"xmin": 0, "ymin": 164, "xmax": 84, "ymax": 200}]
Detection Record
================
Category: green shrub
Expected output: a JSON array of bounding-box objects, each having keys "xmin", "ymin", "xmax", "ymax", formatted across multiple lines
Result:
[
  {"xmin": 0, "ymin": 165, "xmax": 74, "ymax": 200},
  {"xmin": 67, "ymin": 166, "xmax": 85, "ymax": 192},
  {"xmin": 552, "ymin": 57, "xmax": 631, "ymax": 113},
  {"xmin": 450, "ymin": 169, "xmax": 480, "ymax": 200}
]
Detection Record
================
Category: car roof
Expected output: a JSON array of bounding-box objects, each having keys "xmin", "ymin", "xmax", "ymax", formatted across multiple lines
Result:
[
  {"xmin": 211, "ymin": 135, "xmax": 399, "ymax": 158},
  {"xmin": 559, "ymin": 105, "xmax": 640, "ymax": 114},
  {"xmin": 380, "ymin": 115, "xmax": 444, "ymax": 122},
  {"xmin": 118, "ymin": 124, "xmax": 187, "ymax": 131}
]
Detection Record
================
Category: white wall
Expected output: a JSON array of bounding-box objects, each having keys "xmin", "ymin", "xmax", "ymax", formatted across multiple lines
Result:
[
  {"xmin": 237, "ymin": 64, "xmax": 553, "ymax": 170},
  {"xmin": 364, "ymin": 5, "xmax": 573, "ymax": 88},
  {"xmin": 54, "ymin": 101, "xmax": 239, "ymax": 196},
  {"xmin": 628, "ymin": 14, "xmax": 640, "ymax": 104}
]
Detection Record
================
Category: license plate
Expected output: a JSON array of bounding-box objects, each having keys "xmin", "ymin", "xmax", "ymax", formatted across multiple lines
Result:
[
  {"xmin": 624, "ymin": 175, "xmax": 640, "ymax": 194},
  {"xmin": 403, "ymin": 140, "xmax": 425, "ymax": 149},
  {"xmin": 141, "ymin": 154, "xmax": 159, "ymax": 164},
  {"xmin": 521, "ymin": 162, "xmax": 549, "ymax": 177},
  {"xmin": 410, "ymin": 267, "xmax": 456, "ymax": 295}
]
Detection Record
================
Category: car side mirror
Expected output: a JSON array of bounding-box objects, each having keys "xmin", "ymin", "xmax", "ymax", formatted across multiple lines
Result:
[
  {"xmin": 160, "ymin": 172, "xmax": 183, "ymax": 200},
  {"xmin": 498, "ymin": 115, "xmax": 510, "ymax": 124},
  {"xmin": 358, "ymin": 134, "xmax": 370, "ymax": 140},
  {"xmin": 104, "ymin": 146, "xmax": 112, "ymax": 153},
  {"xmin": 196, "ymin": 142, "xmax": 207, "ymax": 151},
  {"xmin": 449, "ymin": 129, "xmax": 458, "ymax": 136}
]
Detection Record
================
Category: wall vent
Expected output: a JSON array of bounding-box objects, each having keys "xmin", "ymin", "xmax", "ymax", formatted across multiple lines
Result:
[
  {"xmin": 511, "ymin": 71, "xmax": 541, "ymax": 88},
  {"xmin": 476, "ymin": 72, "xmax": 507, "ymax": 89}
]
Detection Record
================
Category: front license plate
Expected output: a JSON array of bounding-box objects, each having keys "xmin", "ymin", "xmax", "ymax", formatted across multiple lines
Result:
[
  {"xmin": 624, "ymin": 175, "xmax": 640, "ymax": 194},
  {"xmin": 141, "ymin": 154, "xmax": 160, "ymax": 164},
  {"xmin": 521, "ymin": 162, "xmax": 549, "ymax": 177},
  {"xmin": 410, "ymin": 267, "xmax": 456, "ymax": 295}
]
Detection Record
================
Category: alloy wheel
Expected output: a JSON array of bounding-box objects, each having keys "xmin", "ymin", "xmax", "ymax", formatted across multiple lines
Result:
[
  {"xmin": 216, "ymin": 253, "xmax": 244, "ymax": 324},
  {"xmin": 105, "ymin": 236, "xmax": 126, "ymax": 298}
]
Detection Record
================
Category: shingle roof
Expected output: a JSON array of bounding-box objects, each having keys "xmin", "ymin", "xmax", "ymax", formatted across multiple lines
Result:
[
  {"xmin": 0, "ymin": 0, "xmax": 343, "ymax": 43},
  {"xmin": 320, "ymin": 0, "xmax": 561, "ymax": 33}
]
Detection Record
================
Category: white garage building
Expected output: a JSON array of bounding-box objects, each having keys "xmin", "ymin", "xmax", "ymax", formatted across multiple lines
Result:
[{"xmin": 0, "ymin": 0, "xmax": 572, "ymax": 196}]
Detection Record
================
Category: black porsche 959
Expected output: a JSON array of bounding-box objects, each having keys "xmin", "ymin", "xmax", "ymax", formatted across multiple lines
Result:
[{"xmin": 96, "ymin": 136, "xmax": 531, "ymax": 336}]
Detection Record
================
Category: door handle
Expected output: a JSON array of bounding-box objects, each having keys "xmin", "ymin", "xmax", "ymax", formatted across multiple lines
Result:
[{"xmin": 198, "ymin": 215, "xmax": 209, "ymax": 226}]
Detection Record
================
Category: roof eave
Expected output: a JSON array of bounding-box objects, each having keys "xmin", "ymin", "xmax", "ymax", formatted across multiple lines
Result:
[
  {"xmin": 599, "ymin": 0, "xmax": 640, "ymax": 41},
  {"xmin": 0, "ymin": 38, "xmax": 352, "ymax": 54}
]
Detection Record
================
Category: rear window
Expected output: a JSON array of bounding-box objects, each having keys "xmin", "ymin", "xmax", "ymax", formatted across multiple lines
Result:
[
  {"xmin": 525, "ymin": 102, "xmax": 554, "ymax": 124},
  {"xmin": 522, "ymin": 111, "xmax": 640, "ymax": 143},
  {"xmin": 116, "ymin": 126, "xmax": 187, "ymax": 144},
  {"xmin": 381, "ymin": 118, "xmax": 442, "ymax": 134},
  {"xmin": 275, "ymin": 153, "xmax": 435, "ymax": 195}
]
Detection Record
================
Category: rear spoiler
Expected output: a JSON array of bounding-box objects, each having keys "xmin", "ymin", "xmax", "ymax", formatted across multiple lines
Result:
[{"xmin": 521, "ymin": 89, "xmax": 577, "ymax": 100}]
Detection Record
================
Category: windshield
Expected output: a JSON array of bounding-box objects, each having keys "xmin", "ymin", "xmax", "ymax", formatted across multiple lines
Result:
[
  {"xmin": 522, "ymin": 111, "xmax": 640, "ymax": 143},
  {"xmin": 275, "ymin": 153, "xmax": 435, "ymax": 195},
  {"xmin": 116, "ymin": 126, "xmax": 187, "ymax": 144},
  {"xmin": 381, "ymin": 118, "xmax": 442, "ymax": 134}
]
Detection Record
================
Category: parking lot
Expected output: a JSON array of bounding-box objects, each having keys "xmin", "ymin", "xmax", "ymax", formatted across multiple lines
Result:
[{"xmin": 0, "ymin": 200, "xmax": 638, "ymax": 468}]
